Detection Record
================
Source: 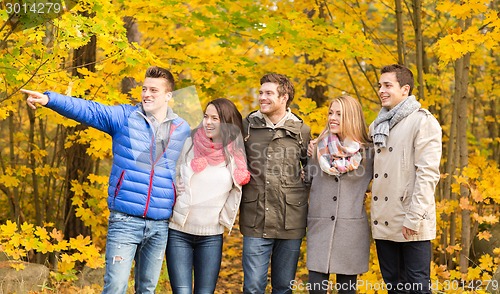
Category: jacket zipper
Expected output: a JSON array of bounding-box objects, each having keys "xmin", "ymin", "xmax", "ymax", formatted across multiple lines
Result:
[
  {"xmin": 143, "ymin": 135, "xmax": 156, "ymax": 217},
  {"xmin": 142, "ymin": 121, "xmax": 183, "ymax": 217}
]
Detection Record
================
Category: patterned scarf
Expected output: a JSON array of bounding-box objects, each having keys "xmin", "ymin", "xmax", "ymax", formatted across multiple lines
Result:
[
  {"xmin": 317, "ymin": 134, "xmax": 362, "ymax": 176},
  {"xmin": 190, "ymin": 128, "xmax": 250, "ymax": 185},
  {"xmin": 373, "ymin": 95, "xmax": 421, "ymax": 148}
]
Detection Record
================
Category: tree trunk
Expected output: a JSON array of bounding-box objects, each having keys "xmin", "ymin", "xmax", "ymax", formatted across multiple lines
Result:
[
  {"xmin": 457, "ymin": 49, "xmax": 471, "ymax": 274},
  {"xmin": 413, "ymin": 0, "xmax": 425, "ymax": 99},
  {"xmin": 395, "ymin": 0, "xmax": 406, "ymax": 65},
  {"xmin": 304, "ymin": 4, "xmax": 328, "ymax": 107},
  {"xmin": 485, "ymin": 55, "xmax": 499, "ymax": 163},
  {"xmin": 121, "ymin": 16, "xmax": 141, "ymax": 95},
  {"xmin": 442, "ymin": 80, "xmax": 458, "ymax": 268},
  {"xmin": 62, "ymin": 32, "xmax": 97, "ymax": 240}
]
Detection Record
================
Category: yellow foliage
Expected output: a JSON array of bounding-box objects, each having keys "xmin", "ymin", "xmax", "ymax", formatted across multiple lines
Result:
[
  {"xmin": 467, "ymin": 266, "xmax": 482, "ymax": 280},
  {"xmin": 0, "ymin": 174, "xmax": 20, "ymax": 188},
  {"xmin": 446, "ymin": 244, "xmax": 462, "ymax": 254},
  {"xmin": 10, "ymin": 261, "xmax": 26, "ymax": 271},
  {"xmin": 479, "ymin": 254, "xmax": 494, "ymax": 272},
  {"xmin": 0, "ymin": 221, "xmax": 104, "ymax": 277},
  {"xmin": 1, "ymin": 220, "xmax": 18, "ymax": 236},
  {"xmin": 69, "ymin": 235, "xmax": 92, "ymax": 251},
  {"xmin": 459, "ymin": 197, "xmax": 475, "ymax": 211},
  {"xmin": 477, "ymin": 231, "xmax": 492, "ymax": 241},
  {"xmin": 59, "ymin": 253, "xmax": 76, "ymax": 274}
]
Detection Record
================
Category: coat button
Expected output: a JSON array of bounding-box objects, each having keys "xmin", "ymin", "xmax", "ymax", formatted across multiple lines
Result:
[
  {"xmin": 384, "ymin": 173, "xmax": 388, "ymax": 178},
  {"xmin": 385, "ymin": 197, "xmax": 388, "ymax": 201},
  {"xmin": 333, "ymin": 196, "xmax": 337, "ymax": 201},
  {"xmin": 374, "ymin": 196, "xmax": 378, "ymax": 201},
  {"xmin": 400, "ymin": 197, "xmax": 404, "ymax": 201},
  {"xmin": 377, "ymin": 149, "xmax": 381, "ymax": 153},
  {"xmin": 385, "ymin": 221, "xmax": 389, "ymax": 226},
  {"xmin": 335, "ymin": 177, "xmax": 339, "ymax": 182},
  {"xmin": 375, "ymin": 174, "xmax": 379, "ymax": 178},
  {"xmin": 331, "ymin": 216, "xmax": 335, "ymax": 221},
  {"xmin": 374, "ymin": 220, "xmax": 378, "ymax": 225},
  {"xmin": 389, "ymin": 147, "xmax": 393, "ymax": 152}
]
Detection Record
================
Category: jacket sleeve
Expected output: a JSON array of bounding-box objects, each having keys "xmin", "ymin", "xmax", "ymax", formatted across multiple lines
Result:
[
  {"xmin": 300, "ymin": 124, "xmax": 312, "ymax": 168},
  {"xmin": 219, "ymin": 183, "xmax": 242, "ymax": 234},
  {"xmin": 45, "ymin": 91, "xmax": 126, "ymax": 135},
  {"xmin": 403, "ymin": 111, "xmax": 442, "ymax": 231},
  {"xmin": 168, "ymin": 120, "xmax": 191, "ymax": 182},
  {"xmin": 171, "ymin": 138, "xmax": 193, "ymax": 227}
]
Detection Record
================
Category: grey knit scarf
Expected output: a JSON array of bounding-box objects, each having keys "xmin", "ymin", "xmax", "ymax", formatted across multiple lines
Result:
[{"xmin": 373, "ymin": 95, "xmax": 421, "ymax": 148}]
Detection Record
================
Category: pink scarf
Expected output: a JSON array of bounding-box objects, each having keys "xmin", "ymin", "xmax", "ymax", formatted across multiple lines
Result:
[
  {"xmin": 316, "ymin": 134, "xmax": 362, "ymax": 176},
  {"xmin": 190, "ymin": 129, "xmax": 250, "ymax": 186}
]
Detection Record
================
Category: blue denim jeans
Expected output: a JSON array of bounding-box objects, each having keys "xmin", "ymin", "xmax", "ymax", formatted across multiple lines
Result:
[
  {"xmin": 242, "ymin": 236, "xmax": 302, "ymax": 294},
  {"xmin": 375, "ymin": 240, "xmax": 432, "ymax": 294},
  {"xmin": 102, "ymin": 211, "xmax": 169, "ymax": 294},
  {"xmin": 166, "ymin": 229, "xmax": 223, "ymax": 294}
]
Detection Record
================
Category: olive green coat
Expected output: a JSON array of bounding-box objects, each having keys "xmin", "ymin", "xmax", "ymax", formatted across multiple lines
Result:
[{"xmin": 239, "ymin": 111, "xmax": 311, "ymax": 239}]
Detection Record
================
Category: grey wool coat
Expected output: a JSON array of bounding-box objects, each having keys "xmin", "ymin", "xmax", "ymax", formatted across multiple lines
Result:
[{"xmin": 305, "ymin": 146, "xmax": 374, "ymax": 275}]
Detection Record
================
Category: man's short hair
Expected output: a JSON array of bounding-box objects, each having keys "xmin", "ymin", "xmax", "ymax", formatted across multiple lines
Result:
[
  {"xmin": 260, "ymin": 73, "xmax": 295, "ymax": 107},
  {"xmin": 145, "ymin": 66, "xmax": 175, "ymax": 92},
  {"xmin": 381, "ymin": 64, "xmax": 414, "ymax": 95}
]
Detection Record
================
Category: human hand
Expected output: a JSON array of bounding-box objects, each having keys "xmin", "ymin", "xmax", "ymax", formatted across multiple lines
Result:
[
  {"xmin": 402, "ymin": 226, "xmax": 417, "ymax": 240},
  {"xmin": 21, "ymin": 89, "xmax": 49, "ymax": 109},
  {"xmin": 307, "ymin": 138, "xmax": 317, "ymax": 157}
]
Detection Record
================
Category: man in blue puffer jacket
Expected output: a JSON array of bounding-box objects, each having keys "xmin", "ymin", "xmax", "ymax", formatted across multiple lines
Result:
[{"xmin": 22, "ymin": 66, "xmax": 190, "ymax": 294}]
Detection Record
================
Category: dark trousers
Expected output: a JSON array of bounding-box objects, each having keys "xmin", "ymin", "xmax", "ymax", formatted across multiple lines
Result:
[
  {"xmin": 375, "ymin": 240, "xmax": 432, "ymax": 294},
  {"xmin": 308, "ymin": 271, "xmax": 357, "ymax": 294}
]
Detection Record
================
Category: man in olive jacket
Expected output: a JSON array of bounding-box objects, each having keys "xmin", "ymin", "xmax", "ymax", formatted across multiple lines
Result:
[{"xmin": 240, "ymin": 73, "xmax": 311, "ymax": 293}]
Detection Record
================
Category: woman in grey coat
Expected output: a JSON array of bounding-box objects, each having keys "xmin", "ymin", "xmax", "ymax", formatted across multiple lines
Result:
[{"xmin": 306, "ymin": 95, "xmax": 374, "ymax": 294}]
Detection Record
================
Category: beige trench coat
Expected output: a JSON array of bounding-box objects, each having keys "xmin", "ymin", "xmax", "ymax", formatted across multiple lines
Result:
[{"xmin": 369, "ymin": 108, "xmax": 442, "ymax": 242}]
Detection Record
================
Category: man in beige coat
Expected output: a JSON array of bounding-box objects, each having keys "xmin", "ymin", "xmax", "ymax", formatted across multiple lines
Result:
[{"xmin": 369, "ymin": 64, "xmax": 442, "ymax": 294}]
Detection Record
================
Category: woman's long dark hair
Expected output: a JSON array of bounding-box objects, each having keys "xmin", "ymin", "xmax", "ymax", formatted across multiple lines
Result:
[{"xmin": 187, "ymin": 98, "xmax": 245, "ymax": 164}]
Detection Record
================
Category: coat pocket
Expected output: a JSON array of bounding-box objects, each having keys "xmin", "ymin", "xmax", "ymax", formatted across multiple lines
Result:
[
  {"xmin": 111, "ymin": 170, "xmax": 125, "ymax": 208},
  {"xmin": 240, "ymin": 185, "xmax": 260, "ymax": 228},
  {"xmin": 284, "ymin": 188, "xmax": 308, "ymax": 230}
]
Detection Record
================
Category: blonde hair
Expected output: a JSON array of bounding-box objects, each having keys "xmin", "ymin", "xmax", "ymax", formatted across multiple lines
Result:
[{"xmin": 316, "ymin": 95, "xmax": 371, "ymax": 146}]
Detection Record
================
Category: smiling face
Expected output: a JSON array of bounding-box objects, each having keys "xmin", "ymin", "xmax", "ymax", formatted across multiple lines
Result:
[
  {"xmin": 378, "ymin": 72, "xmax": 410, "ymax": 110},
  {"xmin": 258, "ymin": 82, "xmax": 288, "ymax": 122},
  {"xmin": 328, "ymin": 101, "xmax": 342, "ymax": 139},
  {"xmin": 203, "ymin": 104, "xmax": 222, "ymax": 142},
  {"xmin": 141, "ymin": 77, "xmax": 172, "ymax": 120}
]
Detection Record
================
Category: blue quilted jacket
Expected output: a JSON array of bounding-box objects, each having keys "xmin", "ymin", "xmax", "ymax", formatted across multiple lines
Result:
[{"xmin": 45, "ymin": 91, "xmax": 190, "ymax": 220}]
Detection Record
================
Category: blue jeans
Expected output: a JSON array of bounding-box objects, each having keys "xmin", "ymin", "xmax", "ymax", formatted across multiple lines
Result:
[
  {"xmin": 242, "ymin": 236, "xmax": 302, "ymax": 294},
  {"xmin": 102, "ymin": 211, "xmax": 169, "ymax": 294},
  {"xmin": 375, "ymin": 240, "xmax": 432, "ymax": 294},
  {"xmin": 166, "ymin": 229, "xmax": 223, "ymax": 294}
]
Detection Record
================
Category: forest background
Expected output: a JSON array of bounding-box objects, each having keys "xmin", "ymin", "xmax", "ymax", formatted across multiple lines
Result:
[{"xmin": 0, "ymin": 0, "xmax": 499, "ymax": 293}]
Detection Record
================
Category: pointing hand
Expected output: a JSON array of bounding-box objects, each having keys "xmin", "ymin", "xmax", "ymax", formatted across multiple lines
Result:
[{"xmin": 21, "ymin": 89, "xmax": 49, "ymax": 109}]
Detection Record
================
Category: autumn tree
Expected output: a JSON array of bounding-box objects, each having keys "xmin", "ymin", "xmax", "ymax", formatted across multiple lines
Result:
[{"xmin": 0, "ymin": 0, "xmax": 499, "ymax": 291}]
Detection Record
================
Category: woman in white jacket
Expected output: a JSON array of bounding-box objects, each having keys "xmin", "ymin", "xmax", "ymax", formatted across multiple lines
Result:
[{"xmin": 166, "ymin": 98, "xmax": 250, "ymax": 294}]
